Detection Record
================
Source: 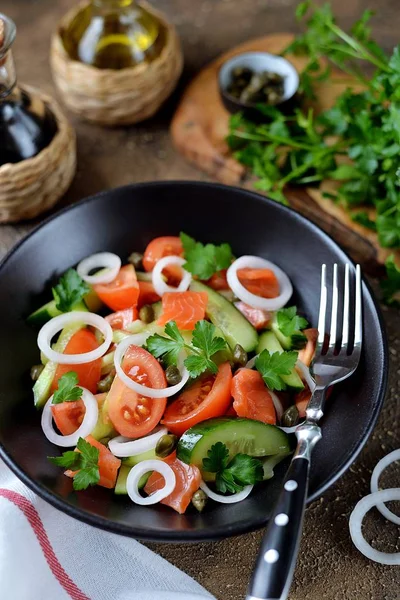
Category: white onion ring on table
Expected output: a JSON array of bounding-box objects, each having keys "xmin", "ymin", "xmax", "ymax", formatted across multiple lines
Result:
[
  {"xmin": 200, "ymin": 481, "xmax": 253, "ymax": 504},
  {"xmin": 114, "ymin": 335, "xmax": 189, "ymax": 398},
  {"xmin": 151, "ymin": 255, "xmax": 192, "ymax": 297},
  {"xmin": 38, "ymin": 312, "xmax": 113, "ymax": 364},
  {"xmin": 77, "ymin": 252, "xmax": 121, "ymax": 284},
  {"xmin": 227, "ymin": 255, "xmax": 293, "ymax": 310},
  {"xmin": 126, "ymin": 460, "xmax": 176, "ymax": 505},
  {"xmin": 41, "ymin": 388, "xmax": 99, "ymax": 447},
  {"xmin": 370, "ymin": 449, "xmax": 400, "ymax": 525},
  {"xmin": 349, "ymin": 488, "xmax": 400, "ymax": 565},
  {"xmin": 108, "ymin": 426, "xmax": 168, "ymax": 458}
]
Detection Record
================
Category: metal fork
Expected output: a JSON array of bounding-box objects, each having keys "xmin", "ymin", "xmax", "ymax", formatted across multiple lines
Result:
[{"xmin": 246, "ymin": 263, "xmax": 362, "ymax": 600}]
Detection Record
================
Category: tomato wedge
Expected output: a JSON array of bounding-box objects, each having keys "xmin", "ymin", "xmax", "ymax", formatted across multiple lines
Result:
[
  {"xmin": 162, "ymin": 362, "xmax": 233, "ymax": 436},
  {"xmin": 206, "ymin": 270, "xmax": 229, "ymax": 291},
  {"xmin": 106, "ymin": 345, "xmax": 167, "ymax": 437},
  {"xmin": 143, "ymin": 236, "xmax": 183, "ymax": 284},
  {"xmin": 51, "ymin": 329, "xmax": 102, "ymax": 395},
  {"xmin": 235, "ymin": 301, "xmax": 271, "ymax": 330},
  {"xmin": 297, "ymin": 328, "xmax": 318, "ymax": 367},
  {"xmin": 93, "ymin": 265, "xmax": 139, "ymax": 312},
  {"xmin": 231, "ymin": 368, "xmax": 276, "ymax": 425},
  {"xmin": 138, "ymin": 280, "xmax": 160, "ymax": 308},
  {"xmin": 106, "ymin": 307, "xmax": 138, "ymax": 330},
  {"xmin": 51, "ymin": 393, "xmax": 107, "ymax": 436},
  {"xmin": 158, "ymin": 291, "xmax": 208, "ymax": 331},
  {"xmin": 65, "ymin": 435, "xmax": 121, "ymax": 489},
  {"xmin": 237, "ymin": 268, "xmax": 280, "ymax": 298},
  {"xmin": 144, "ymin": 452, "xmax": 201, "ymax": 514}
]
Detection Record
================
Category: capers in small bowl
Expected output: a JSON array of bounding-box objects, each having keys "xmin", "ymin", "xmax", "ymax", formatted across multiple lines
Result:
[
  {"xmin": 191, "ymin": 489, "xmax": 208, "ymax": 513},
  {"xmin": 155, "ymin": 434, "xmax": 178, "ymax": 458},
  {"xmin": 165, "ymin": 365, "xmax": 182, "ymax": 386}
]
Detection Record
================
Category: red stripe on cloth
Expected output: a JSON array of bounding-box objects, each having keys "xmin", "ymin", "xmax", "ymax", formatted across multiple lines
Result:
[{"xmin": 0, "ymin": 488, "xmax": 90, "ymax": 600}]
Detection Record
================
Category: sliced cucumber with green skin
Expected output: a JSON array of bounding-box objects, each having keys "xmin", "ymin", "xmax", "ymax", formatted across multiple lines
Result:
[
  {"xmin": 177, "ymin": 417, "xmax": 290, "ymax": 480},
  {"xmin": 91, "ymin": 397, "xmax": 116, "ymax": 441},
  {"xmin": 271, "ymin": 314, "xmax": 307, "ymax": 350},
  {"xmin": 257, "ymin": 331, "xmax": 304, "ymax": 392},
  {"xmin": 114, "ymin": 465, "xmax": 151, "ymax": 494},
  {"xmin": 27, "ymin": 299, "xmax": 88, "ymax": 327},
  {"xmin": 189, "ymin": 280, "xmax": 258, "ymax": 353},
  {"xmin": 33, "ymin": 322, "xmax": 84, "ymax": 408},
  {"xmin": 122, "ymin": 448, "xmax": 157, "ymax": 467}
]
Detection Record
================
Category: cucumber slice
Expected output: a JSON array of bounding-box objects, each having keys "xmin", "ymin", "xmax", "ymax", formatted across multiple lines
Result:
[
  {"xmin": 262, "ymin": 452, "xmax": 291, "ymax": 480},
  {"xmin": 136, "ymin": 271, "xmax": 153, "ymax": 282},
  {"xmin": 189, "ymin": 280, "xmax": 258, "ymax": 352},
  {"xmin": 114, "ymin": 465, "xmax": 150, "ymax": 495},
  {"xmin": 101, "ymin": 352, "xmax": 115, "ymax": 375},
  {"xmin": 177, "ymin": 417, "xmax": 290, "ymax": 480},
  {"xmin": 122, "ymin": 448, "xmax": 157, "ymax": 467},
  {"xmin": 27, "ymin": 299, "xmax": 88, "ymax": 327},
  {"xmin": 271, "ymin": 314, "xmax": 307, "ymax": 350},
  {"xmin": 257, "ymin": 331, "xmax": 304, "ymax": 391},
  {"xmin": 91, "ymin": 395, "xmax": 116, "ymax": 441},
  {"xmin": 33, "ymin": 322, "xmax": 84, "ymax": 408}
]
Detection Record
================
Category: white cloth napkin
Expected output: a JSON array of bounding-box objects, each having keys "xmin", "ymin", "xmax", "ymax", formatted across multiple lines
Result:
[{"xmin": 0, "ymin": 458, "xmax": 215, "ymax": 600}]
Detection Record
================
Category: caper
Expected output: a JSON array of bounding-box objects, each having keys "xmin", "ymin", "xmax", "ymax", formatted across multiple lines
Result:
[
  {"xmin": 155, "ymin": 434, "xmax": 178, "ymax": 458},
  {"xmin": 281, "ymin": 405, "xmax": 300, "ymax": 428},
  {"xmin": 97, "ymin": 370, "xmax": 115, "ymax": 393},
  {"xmin": 191, "ymin": 489, "xmax": 208, "ymax": 513},
  {"xmin": 233, "ymin": 344, "xmax": 248, "ymax": 367},
  {"xmin": 128, "ymin": 251, "xmax": 144, "ymax": 270},
  {"xmin": 165, "ymin": 365, "xmax": 182, "ymax": 386},
  {"xmin": 30, "ymin": 364, "xmax": 44, "ymax": 381},
  {"xmin": 139, "ymin": 304, "xmax": 154, "ymax": 324}
]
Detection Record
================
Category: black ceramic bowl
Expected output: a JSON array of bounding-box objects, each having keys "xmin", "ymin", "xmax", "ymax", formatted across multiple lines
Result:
[
  {"xmin": 0, "ymin": 181, "xmax": 387, "ymax": 542},
  {"xmin": 219, "ymin": 51, "xmax": 299, "ymax": 119}
]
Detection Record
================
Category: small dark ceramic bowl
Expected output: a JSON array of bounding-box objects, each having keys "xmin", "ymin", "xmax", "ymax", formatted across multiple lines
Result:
[
  {"xmin": 219, "ymin": 51, "xmax": 299, "ymax": 119},
  {"xmin": 0, "ymin": 181, "xmax": 387, "ymax": 542}
]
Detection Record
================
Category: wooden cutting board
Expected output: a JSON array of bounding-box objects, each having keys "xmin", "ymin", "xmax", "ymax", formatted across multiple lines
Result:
[{"xmin": 171, "ymin": 33, "xmax": 400, "ymax": 275}]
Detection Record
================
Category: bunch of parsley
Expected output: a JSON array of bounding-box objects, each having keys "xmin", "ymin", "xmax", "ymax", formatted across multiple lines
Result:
[{"xmin": 227, "ymin": 1, "xmax": 400, "ymax": 304}]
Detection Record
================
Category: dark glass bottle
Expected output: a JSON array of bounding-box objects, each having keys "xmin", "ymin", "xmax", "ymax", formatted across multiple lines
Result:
[
  {"xmin": 60, "ymin": 0, "xmax": 166, "ymax": 70},
  {"xmin": 0, "ymin": 14, "xmax": 58, "ymax": 167}
]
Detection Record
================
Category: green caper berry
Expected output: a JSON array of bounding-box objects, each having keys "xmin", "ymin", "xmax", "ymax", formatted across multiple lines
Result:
[
  {"xmin": 155, "ymin": 434, "xmax": 178, "ymax": 458},
  {"xmin": 233, "ymin": 344, "xmax": 248, "ymax": 367},
  {"xmin": 128, "ymin": 252, "xmax": 144, "ymax": 270},
  {"xmin": 281, "ymin": 405, "xmax": 300, "ymax": 428},
  {"xmin": 30, "ymin": 364, "xmax": 44, "ymax": 381},
  {"xmin": 192, "ymin": 489, "xmax": 208, "ymax": 512},
  {"xmin": 139, "ymin": 304, "xmax": 154, "ymax": 324},
  {"xmin": 97, "ymin": 370, "xmax": 115, "ymax": 393},
  {"xmin": 165, "ymin": 365, "xmax": 182, "ymax": 386}
]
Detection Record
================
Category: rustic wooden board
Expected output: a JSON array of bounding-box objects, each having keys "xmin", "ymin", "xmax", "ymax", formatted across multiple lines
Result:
[{"xmin": 171, "ymin": 33, "xmax": 400, "ymax": 275}]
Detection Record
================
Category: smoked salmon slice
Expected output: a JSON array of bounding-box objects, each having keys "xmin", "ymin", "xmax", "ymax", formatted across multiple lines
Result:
[
  {"xmin": 231, "ymin": 368, "xmax": 276, "ymax": 425},
  {"xmin": 235, "ymin": 301, "xmax": 271, "ymax": 330},
  {"xmin": 237, "ymin": 268, "xmax": 280, "ymax": 298},
  {"xmin": 157, "ymin": 291, "xmax": 208, "ymax": 330}
]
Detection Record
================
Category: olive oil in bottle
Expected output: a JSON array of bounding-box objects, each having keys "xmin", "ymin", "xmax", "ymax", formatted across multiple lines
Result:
[
  {"xmin": 61, "ymin": 0, "xmax": 166, "ymax": 70},
  {"xmin": 0, "ymin": 14, "xmax": 58, "ymax": 167}
]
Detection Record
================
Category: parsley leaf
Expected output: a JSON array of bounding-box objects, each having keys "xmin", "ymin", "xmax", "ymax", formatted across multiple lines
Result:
[
  {"xmin": 381, "ymin": 255, "xmax": 400, "ymax": 307},
  {"xmin": 48, "ymin": 437, "xmax": 100, "ymax": 491},
  {"xmin": 202, "ymin": 443, "xmax": 264, "ymax": 494},
  {"xmin": 52, "ymin": 372, "xmax": 83, "ymax": 405},
  {"xmin": 180, "ymin": 232, "xmax": 233, "ymax": 280},
  {"xmin": 255, "ymin": 349, "xmax": 298, "ymax": 391},
  {"xmin": 52, "ymin": 269, "xmax": 91, "ymax": 313},
  {"xmin": 276, "ymin": 306, "xmax": 308, "ymax": 336},
  {"xmin": 146, "ymin": 320, "xmax": 228, "ymax": 378}
]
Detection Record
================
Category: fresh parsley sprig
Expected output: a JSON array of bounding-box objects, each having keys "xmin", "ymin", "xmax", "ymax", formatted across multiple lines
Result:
[
  {"xmin": 52, "ymin": 268, "xmax": 91, "ymax": 312},
  {"xmin": 277, "ymin": 306, "xmax": 308, "ymax": 336},
  {"xmin": 180, "ymin": 232, "xmax": 233, "ymax": 280},
  {"xmin": 52, "ymin": 372, "xmax": 83, "ymax": 405},
  {"xmin": 381, "ymin": 255, "xmax": 400, "ymax": 307},
  {"xmin": 202, "ymin": 442, "xmax": 263, "ymax": 494},
  {"xmin": 48, "ymin": 437, "xmax": 100, "ymax": 491},
  {"xmin": 255, "ymin": 349, "xmax": 298, "ymax": 391},
  {"xmin": 146, "ymin": 320, "xmax": 228, "ymax": 378}
]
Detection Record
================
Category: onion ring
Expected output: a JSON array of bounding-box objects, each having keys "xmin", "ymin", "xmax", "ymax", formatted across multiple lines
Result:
[
  {"xmin": 77, "ymin": 252, "xmax": 121, "ymax": 284},
  {"xmin": 38, "ymin": 312, "xmax": 113, "ymax": 364},
  {"xmin": 370, "ymin": 449, "xmax": 400, "ymax": 525},
  {"xmin": 200, "ymin": 480, "xmax": 253, "ymax": 504},
  {"xmin": 108, "ymin": 427, "xmax": 168, "ymax": 458},
  {"xmin": 349, "ymin": 489, "xmax": 400, "ymax": 565},
  {"xmin": 151, "ymin": 255, "xmax": 192, "ymax": 297},
  {"xmin": 126, "ymin": 460, "xmax": 176, "ymax": 505},
  {"xmin": 296, "ymin": 359, "xmax": 316, "ymax": 392},
  {"xmin": 114, "ymin": 336, "xmax": 189, "ymax": 398},
  {"xmin": 41, "ymin": 388, "xmax": 99, "ymax": 447},
  {"xmin": 227, "ymin": 255, "xmax": 293, "ymax": 310},
  {"xmin": 269, "ymin": 390, "xmax": 284, "ymax": 420}
]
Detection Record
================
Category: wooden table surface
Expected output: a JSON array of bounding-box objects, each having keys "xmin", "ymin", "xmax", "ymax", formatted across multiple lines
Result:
[{"xmin": 1, "ymin": 1, "xmax": 399, "ymax": 599}]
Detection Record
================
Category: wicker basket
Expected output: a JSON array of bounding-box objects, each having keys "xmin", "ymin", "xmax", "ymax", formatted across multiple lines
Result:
[
  {"xmin": 0, "ymin": 86, "xmax": 76, "ymax": 223},
  {"xmin": 50, "ymin": 2, "xmax": 184, "ymax": 126}
]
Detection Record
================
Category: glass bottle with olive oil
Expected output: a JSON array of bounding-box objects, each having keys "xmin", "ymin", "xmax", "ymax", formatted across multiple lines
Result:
[
  {"xmin": 0, "ymin": 14, "xmax": 58, "ymax": 167},
  {"xmin": 61, "ymin": 0, "xmax": 166, "ymax": 70}
]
